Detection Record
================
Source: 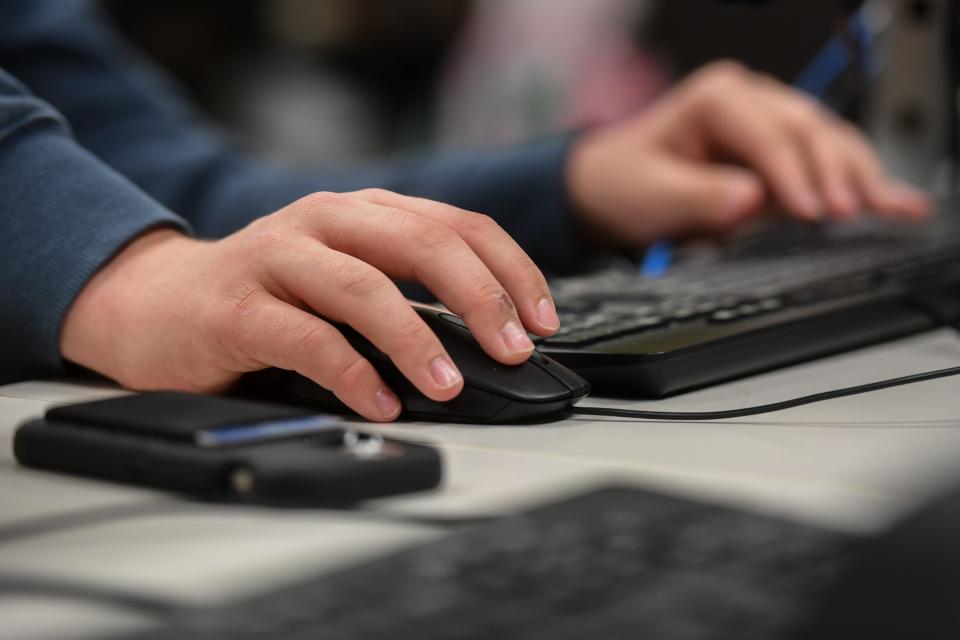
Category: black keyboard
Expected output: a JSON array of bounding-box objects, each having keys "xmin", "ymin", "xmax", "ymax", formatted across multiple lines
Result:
[
  {"xmin": 539, "ymin": 211, "xmax": 960, "ymax": 396},
  {"xmin": 123, "ymin": 487, "xmax": 858, "ymax": 640}
]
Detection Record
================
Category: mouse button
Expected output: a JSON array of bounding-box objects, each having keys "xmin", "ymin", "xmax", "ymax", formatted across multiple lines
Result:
[
  {"xmin": 473, "ymin": 360, "xmax": 585, "ymax": 402},
  {"xmin": 414, "ymin": 306, "xmax": 575, "ymax": 402},
  {"xmin": 486, "ymin": 398, "xmax": 574, "ymax": 423},
  {"xmin": 438, "ymin": 312, "xmax": 468, "ymax": 329},
  {"xmin": 437, "ymin": 331, "xmax": 579, "ymax": 401},
  {"xmin": 529, "ymin": 354, "xmax": 591, "ymax": 395}
]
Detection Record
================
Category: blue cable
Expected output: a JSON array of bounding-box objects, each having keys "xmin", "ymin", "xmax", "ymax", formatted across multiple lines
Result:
[
  {"xmin": 640, "ymin": 240, "xmax": 673, "ymax": 278},
  {"xmin": 639, "ymin": 10, "xmax": 873, "ymax": 279},
  {"xmin": 794, "ymin": 10, "xmax": 873, "ymax": 99}
]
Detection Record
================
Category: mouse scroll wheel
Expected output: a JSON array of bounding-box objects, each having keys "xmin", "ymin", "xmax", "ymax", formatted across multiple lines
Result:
[
  {"xmin": 438, "ymin": 312, "xmax": 468, "ymax": 329},
  {"xmin": 440, "ymin": 311, "xmax": 546, "ymax": 362}
]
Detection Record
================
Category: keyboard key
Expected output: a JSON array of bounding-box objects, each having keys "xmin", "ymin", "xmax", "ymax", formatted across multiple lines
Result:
[
  {"xmin": 709, "ymin": 309, "xmax": 739, "ymax": 323},
  {"xmin": 123, "ymin": 487, "xmax": 858, "ymax": 640}
]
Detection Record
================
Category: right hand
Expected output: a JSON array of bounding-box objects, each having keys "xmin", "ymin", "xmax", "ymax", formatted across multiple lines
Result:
[{"xmin": 60, "ymin": 189, "xmax": 561, "ymax": 422}]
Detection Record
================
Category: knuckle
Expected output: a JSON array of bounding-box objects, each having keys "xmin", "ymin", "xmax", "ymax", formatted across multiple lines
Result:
[
  {"xmin": 332, "ymin": 354, "xmax": 376, "ymax": 391},
  {"xmin": 300, "ymin": 190, "xmax": 351, "ymax": 212},
  {"xmin": 766, "ymin": 144, "xmax": 801, "ymax": 173},
  {"xmin": 224, "ymin": 279, "xmax": 266, "ymax": 321},
  {"xmin": 248, "ymin": 226, "xmax": 286, "ymax": 254},
  {"xmin": 241, "ymin": 210, "xmax": 290, "ymax": 253},
  {"xmin": 785, "ymin": 98, "xmax": 822, "ymax": 130},
  {"xmin": 452, "ymin": 212, "xmax": 501, "ymax": 238},
  {"xmin": 336, "ymin": 261, "xmax": 389, "ymax": 299},
  {"xmin": 810, "ymin": 129, "xmax": 839, "ymax": 156},
  {"xmin": 519, "ymin": 256, "xmax": 547, "ymax": 284},
  {"xmin": 355, "ymin": 187, "xmax": 392, "ymax": 201},
  {"xmin": 413, "ymin": 220, "xmax": 460, "ymax": 251},
  {"xmin": 218, "ymin": 280, "xmax": 268, "ymax": 352},
  {"xmin": 291, "ymin": 320, "xmax": 336, "ymax": 357},
  {"xmin": 393, "ymin": 316, "xmax": 434, "ymax": 347},
  {"xmin": 685, "ymin": 61, "xmax": 750, "ymax": 113},
  {"xmin": 700, "ymin": 59, "xmax": 748, "ymax": 86},
  {"xmin": 808, "ymin": 137, "xmax": 837, "ymax": 169},
  {"xmin": 837, "ymin": 119, "xmax": 863, "ymax": 138},
  {"xmin": 476, "ymin": 282, "xmax": 515, "ymax": 313},
  {"xmin": 839, "ymin": 120, "xmax": 872, "ymax": 150}
]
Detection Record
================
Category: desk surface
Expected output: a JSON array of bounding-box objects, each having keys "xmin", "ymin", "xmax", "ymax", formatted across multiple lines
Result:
[{"xmin": 5, "ymin": 329, "xmax": 960, "ymax": 639}]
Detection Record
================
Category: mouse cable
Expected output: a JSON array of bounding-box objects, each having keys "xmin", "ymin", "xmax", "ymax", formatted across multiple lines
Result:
[
  {"xmin": 571, "ymin": 291, "xmax": 960, "ymax": 421},
  {"xmin": 570, "ymin": 363, "xmax": 960, "ymax": 421}
]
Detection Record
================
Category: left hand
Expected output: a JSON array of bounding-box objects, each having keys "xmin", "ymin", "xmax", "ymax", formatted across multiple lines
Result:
[{"xmin": 566, "ymin": 60, "xmax": 932, "ymax": 247}]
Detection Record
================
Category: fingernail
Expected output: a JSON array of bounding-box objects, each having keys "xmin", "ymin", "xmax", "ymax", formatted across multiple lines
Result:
[
  {"xmin": 834, "ymin": 186, "xmax": 859, "ymax": 217},
  {"xmin": 797, "ymin": 190, "xmax": 823, "ymax": 219},
  {"xmin": 501, "ymin": 319, "xmax": 534, "ymax": 353},
  {"xmin": 429, "ymin": 355, "xmax": 462, "ymax": 389},
  {"xmin": 374, "ymin": 387, "xmax": 401, "ymax": 419},
  {"xmin": 890, "ymin": 181, "xmax": 929, "ymax": 207},
  {"xmin": 536, "ymin": 297, "xmax": 560, "ymax": 331}
]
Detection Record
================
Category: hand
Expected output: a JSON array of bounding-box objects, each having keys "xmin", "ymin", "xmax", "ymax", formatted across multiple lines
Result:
[
  {"xmin": 567, "ymin": 61, "xmax": 932, "ymax": 246},
  {"xmin": 60, "ymin": 190, "xmax": 561, "ymax": 422}
]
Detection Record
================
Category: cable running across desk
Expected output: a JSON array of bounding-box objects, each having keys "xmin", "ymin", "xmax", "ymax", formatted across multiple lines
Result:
[{"xmin": 571, "ymin": 364, "xmax": 960, "ymax": 420}]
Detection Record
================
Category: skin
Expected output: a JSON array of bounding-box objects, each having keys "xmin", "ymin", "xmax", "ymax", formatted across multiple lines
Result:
[
  {"xmin": 61, "ymin": 190, "xmax": 559, "ymax": 423},
  {"xmin": 60, "ymin": 62, "xmax": 932, "ymax": 422},
  {"xmin": 567, "ymin": 61, "xmax": 931, "ymax": 246}
]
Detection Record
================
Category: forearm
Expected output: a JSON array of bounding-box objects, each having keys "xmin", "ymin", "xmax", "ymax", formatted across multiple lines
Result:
[
  {"xmin": 0, "ymin": 0, "xmax": 593, "ymax": 277},
  {"xmin": 0, "ymin": 69, "xmax": 187, "ymax": 384},
  {"xmin": 181, "ymin": 136, "xmax": 591, "ymax": 276}
]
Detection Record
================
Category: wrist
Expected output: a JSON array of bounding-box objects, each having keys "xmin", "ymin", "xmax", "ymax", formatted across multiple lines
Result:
[
  {"xmin": 60, "ymin": 228, "xmax": 202, "ymax": 384},
  {"xmin": 566, "ymin": 128, "xmax": 641, "ymax": 251}
]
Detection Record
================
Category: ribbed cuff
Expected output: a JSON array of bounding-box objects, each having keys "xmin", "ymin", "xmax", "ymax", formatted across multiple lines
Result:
[{"xmin": 0, "ymin": 124, "xmax": 189, "ymax": 383}]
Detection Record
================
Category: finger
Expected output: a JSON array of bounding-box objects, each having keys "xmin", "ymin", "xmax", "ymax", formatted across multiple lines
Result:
[
  {"xmin": 269, "ymin": 243, "xmax": 465, "ymax": 402},
  {"xmin": 758, "ymin": 88, "xmax": 862, "ymax": 219},
  {"xmin": 836, "ymin": 124, "xmax": 932, "ymax": 220},
  {"xmin": 766, "ymin": 90, "xmax": 922, "ymax": 221},
  {"xmin": 885, "ymin": 180, "xmax": 933, "ymax": 220},
  {"xmin": 627, "ymin": 159, "xmax": 766, "ymax": 236},
  {"xmin": 760, "ymin": 90, "xmax": 902, "ymax": 220},
  {"xmin": 351, "ymin": 188, "xmax": 560, "ymax": 336},
  {"xmin": 696, "ymin": 97, "xmax": 824, "ymax": 220},
  {"xmin": 309, "ymin": 199, "xmax": 538, "ymax": 364},
  {"xmin": 798, "ymin": 129, "xmax": 861, "ymax": 219},
  {"xmin": 226, "ymin": 291, "xmax": 402, "ymax": 422}
]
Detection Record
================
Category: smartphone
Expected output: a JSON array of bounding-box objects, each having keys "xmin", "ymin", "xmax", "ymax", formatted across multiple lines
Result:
[{"xmin": 13, "ymin": 391, "xmax": 442, "ymax": 503}]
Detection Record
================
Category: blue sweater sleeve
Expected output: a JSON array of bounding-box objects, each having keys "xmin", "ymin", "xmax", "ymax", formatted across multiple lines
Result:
[
  {"xmin": 0, "ymin": 0, "xmax": 591, "ymax": 278},
  {"xmin": 0, "ymin": 69, "xmax": 188, "ymax": 383}
]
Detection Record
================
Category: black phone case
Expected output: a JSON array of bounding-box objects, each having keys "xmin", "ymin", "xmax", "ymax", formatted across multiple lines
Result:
[
  {"xmin": 14, "ymin": 392, "xmax": 442, "ymax": 503},
  {"xmin": 45, "ymin": 391, "xmax": 321, "ymax": 441}
]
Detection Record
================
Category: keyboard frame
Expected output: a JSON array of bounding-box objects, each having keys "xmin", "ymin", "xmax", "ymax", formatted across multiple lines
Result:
[{"xmin": 543, "ymin": 285, "xmax": 947, "ymax": 397}]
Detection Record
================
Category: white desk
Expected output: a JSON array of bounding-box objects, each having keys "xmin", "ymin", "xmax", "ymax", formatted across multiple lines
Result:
[{"xmin": 4, "ymin": 329, "xmax": 960, "ymax": 639}]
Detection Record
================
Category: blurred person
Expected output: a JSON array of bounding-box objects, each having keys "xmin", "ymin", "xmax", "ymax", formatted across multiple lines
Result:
[
  {"xmin": 437, "ymin": 0, "xmax": 666, "ymax": 147},
  {"xmin": 0, "ymin": 0, "xmax": 929, "ymax": 421}
]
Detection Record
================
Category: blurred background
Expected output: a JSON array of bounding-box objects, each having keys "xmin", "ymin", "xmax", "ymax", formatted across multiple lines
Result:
[{"xmin": 100, "ymin": 0, "xmax": 950, "ymax": 187}]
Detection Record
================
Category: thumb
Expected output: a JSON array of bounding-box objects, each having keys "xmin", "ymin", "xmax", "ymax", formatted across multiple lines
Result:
[{"xmin": 641, "ymin": 161, "xmax": 766, "ymax": 235}]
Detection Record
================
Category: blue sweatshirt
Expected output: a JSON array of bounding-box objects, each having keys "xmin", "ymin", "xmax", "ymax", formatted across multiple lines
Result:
[{"xmin": 0, "ymin": 0, "xmax": 589, "ymax": 384}]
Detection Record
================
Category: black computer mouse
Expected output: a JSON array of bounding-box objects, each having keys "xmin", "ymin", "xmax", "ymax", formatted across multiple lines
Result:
[{"xmin": 235, "ymin": 306, "xmax": 590, "ymax": 423}]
